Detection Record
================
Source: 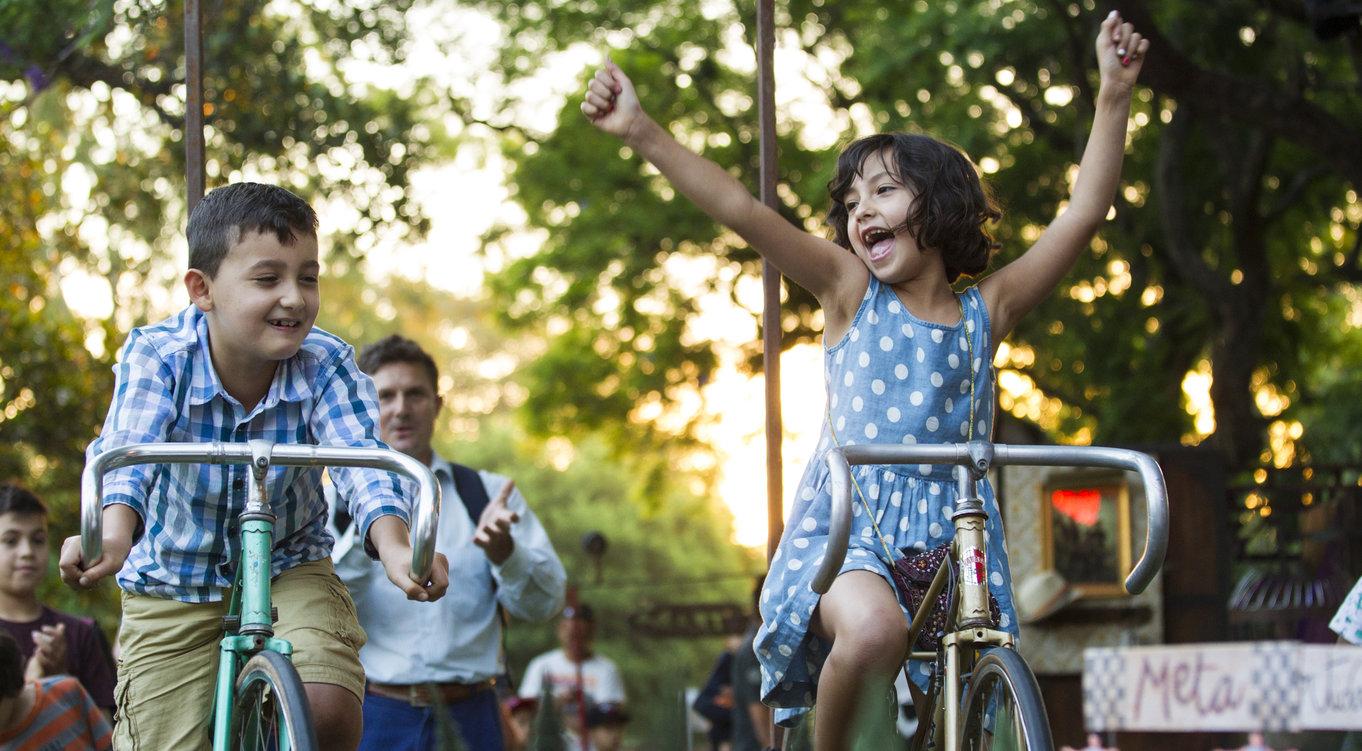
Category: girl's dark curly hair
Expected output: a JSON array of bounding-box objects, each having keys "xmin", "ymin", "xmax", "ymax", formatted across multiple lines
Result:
[{"xmin": 827, "ymin": 133, "xmax": 1002, "ymax": 283}]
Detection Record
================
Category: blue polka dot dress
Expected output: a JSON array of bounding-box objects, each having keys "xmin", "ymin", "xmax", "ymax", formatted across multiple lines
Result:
[{"xmin": 753, "ymin": 278, "xmax": 1019, "ymax": 725}]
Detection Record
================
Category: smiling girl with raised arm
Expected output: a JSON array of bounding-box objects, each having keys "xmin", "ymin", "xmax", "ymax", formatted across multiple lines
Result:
[{"xmin": 582, "ymin": 12, "xmax": 1149, "ymax": 748}]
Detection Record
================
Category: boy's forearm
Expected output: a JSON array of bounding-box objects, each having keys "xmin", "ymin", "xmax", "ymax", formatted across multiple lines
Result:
[
  {"xmin": 625, "ymin": 115, "xmax": 762, "ymax": 233},
  {"xmin": 1065, "ymin": 86, "xmax": 1135, "ymax": 229},
  {"xmin": 103, "ymin": 504, "xmax": 140, "ymax": 547},
  {"xmin": 366, "ymin": 514, "xmax": 411, "ymax": 562}
]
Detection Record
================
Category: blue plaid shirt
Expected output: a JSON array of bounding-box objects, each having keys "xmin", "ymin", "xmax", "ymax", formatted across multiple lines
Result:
[{"xmin": 88, "ymin": 305, "xmax": 410, "ymax": 602}]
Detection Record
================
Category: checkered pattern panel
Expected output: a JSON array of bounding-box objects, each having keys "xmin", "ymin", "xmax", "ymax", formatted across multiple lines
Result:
[
  {"xmin": 1082, "ymin": 648, "xmax": 1128, "ymax": 731},
  {"xmin": 1248, "ymin": 642, "xmax": 1299, "ymax": 732}
]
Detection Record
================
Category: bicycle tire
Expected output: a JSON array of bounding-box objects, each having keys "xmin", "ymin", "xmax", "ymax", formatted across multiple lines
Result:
[
  {"xmin": 957, "ymin": 648, "xmax": 1052, "ymax": 751},
  {"xmin": 229, "ymin": 651, "xmax": 319, "ymax": 751}
]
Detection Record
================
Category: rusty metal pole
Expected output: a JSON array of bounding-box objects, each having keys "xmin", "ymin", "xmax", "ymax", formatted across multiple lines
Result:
[
  {"xmin": 756, "ymin": 2, "xmax": 785, "ymax": 746},
  {"xmin": 185, "ymin": 0, "xmax": 205, "ymax": 214},
  {"xmin": 757, "ymin": 0, "xmax": 783, "ymax": 567}
]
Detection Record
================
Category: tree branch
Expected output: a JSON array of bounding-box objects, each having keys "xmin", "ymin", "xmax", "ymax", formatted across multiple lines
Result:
[
  {"xmin": 447, "ymin": 94, "xmax": 543, "ymax": 144},
  {"xmin": 1255, "ymin": 0, "xmax": 1309, "ymax": 24},
  {"xmin": 1048, "ymin": 0, "xmax": 1097, "ymax": 109},
  {"xmin": 1155, "ymin": 105, "xmax": 1231, "ymax": 297},
  {"xmin": 1264, "ymin": 165, "xmax": 1331, "ymax": 222},
  {"xmin": 1119, "ymin": 0, "xmax": 1362, "ymax": 188},
  {"xmin": 55, "ymin": 51, "xmax": 181, "ymax": 129}
]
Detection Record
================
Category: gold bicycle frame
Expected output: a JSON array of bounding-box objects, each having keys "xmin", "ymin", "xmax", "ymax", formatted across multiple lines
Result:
[{"xmin": 813, "ymin": 441, "xmax": 1169, "ymax": 751}]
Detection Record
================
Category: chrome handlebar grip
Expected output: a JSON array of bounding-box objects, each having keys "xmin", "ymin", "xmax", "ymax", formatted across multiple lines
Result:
[
  {"xmin": 811, "ymin": 442, "xmax": 1169, "ymax": 595},
  {"xmin": 80, "ymin": 441, "xmax": 442, "ymax": 582},
  {"xmin": 814, "ymin": 449, "xmax": 854, "ymax": 595}
]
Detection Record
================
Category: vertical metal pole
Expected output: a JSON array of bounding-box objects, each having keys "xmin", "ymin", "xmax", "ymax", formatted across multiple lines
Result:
[
  {"xmin": 185, "ymin": 0, "xmax": 205, "ymax": 214},
  {"xmin": 756, "ymin": 3, "xmax": 785, "ymax": 749},
  {"xmin": 757, "ymin": 0, "xmax": 783, "ymax": 566}
]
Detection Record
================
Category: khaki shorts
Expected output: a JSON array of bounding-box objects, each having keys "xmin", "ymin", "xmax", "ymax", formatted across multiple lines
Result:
[{"xmin": 113, "ymin": 558, "xmax": 366, "ymax": 751}]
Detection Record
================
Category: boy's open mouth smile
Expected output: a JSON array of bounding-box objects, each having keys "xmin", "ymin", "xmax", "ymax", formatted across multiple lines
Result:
[
  {"xmin": 267, "ymin": 318, "xmax": 301, "ymax": 329},
  {"xmin": 861, "ymin": 226, "xmax": 895, "ymax": 262}
]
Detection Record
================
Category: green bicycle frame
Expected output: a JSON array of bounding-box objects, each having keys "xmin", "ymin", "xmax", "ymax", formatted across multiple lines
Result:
[
  {"xmin": 211, "ymin": 442, "xmax": 297, "ymax": 751},
  {"xmin": 80, "ymin": 439, "xmax": 442, "ymax": 751}
]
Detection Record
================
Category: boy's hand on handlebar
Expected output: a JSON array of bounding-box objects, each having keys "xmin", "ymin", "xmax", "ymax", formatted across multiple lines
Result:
[
  {"xmin": 381, "ymin": 550, "xmax": 450, "ymax": 602},
  {"xmin": 59, "ymin": 504, "xmax": 138, "ymax": 589},
  {"xmin": 369, "ymin": 514, "xmax": 450, "ymax": 602},
  {"xmin": 581, "ymin": 59, "xmax": 646, "ymax": 142},
  {"xmin": 58, "ymin": 533, "xmax": 130, "ymax": 589}
]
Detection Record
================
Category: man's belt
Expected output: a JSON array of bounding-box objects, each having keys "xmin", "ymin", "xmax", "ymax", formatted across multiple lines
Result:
[{"xmin": 366, "ymin": 678, "xmax": 497, "ymax": 707}]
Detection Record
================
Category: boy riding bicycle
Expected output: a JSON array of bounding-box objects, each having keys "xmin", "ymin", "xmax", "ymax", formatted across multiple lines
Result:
[{"xmin": 58, "ymin": 182, "xmax": 451, "ymax": 750}]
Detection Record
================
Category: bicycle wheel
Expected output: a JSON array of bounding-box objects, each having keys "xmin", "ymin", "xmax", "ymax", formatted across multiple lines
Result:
[
  {"xmin": 229, "ymin": 651, "xmax": 319, "ymax": 751},
  {"xmin": 957, "ymin": 648, "xmax": 1052, "ymax": 751}
]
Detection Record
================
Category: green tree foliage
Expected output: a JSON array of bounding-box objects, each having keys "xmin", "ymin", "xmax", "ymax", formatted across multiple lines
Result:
[
  {"xmin": 0, "ymin": 0, "xmax": 451, "ymax": 476},
  {"xmin": 0, "ymin": 0, "xmax": 446, "ymax": 314},
  {"xmin": 0, "ymin": 0, "xmax": 454, "ymax": 628},
  {"xmin": 464, "ymin": 0, "xmax": 1362, "ymax": 474},
  {"xmin": 1, "ymin": 134, "xmax": 120, "ymax": 623},
  {"xmin": 5, "ymin": 6, "xmax": 769, "ymax": 745}
]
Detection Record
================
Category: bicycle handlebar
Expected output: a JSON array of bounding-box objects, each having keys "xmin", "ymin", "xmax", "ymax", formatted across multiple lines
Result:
[
  {"xmin": 812, "ymin": 442, "xmax": 1169, "ymax": 596},
  {"xmin": 80, "ymin": 441, "xmax": 443, "ymax": 582}
]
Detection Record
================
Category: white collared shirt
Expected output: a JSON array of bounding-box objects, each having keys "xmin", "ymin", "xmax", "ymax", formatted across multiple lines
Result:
[{"xmin": 331, "ymin": 454, "xmax": 566, "ymax": 683}]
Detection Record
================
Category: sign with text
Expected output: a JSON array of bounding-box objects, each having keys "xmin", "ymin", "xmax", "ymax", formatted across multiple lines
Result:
[{"xmin": 1083, "ymin": 642, "xmax": 1362, "ymax": 732}]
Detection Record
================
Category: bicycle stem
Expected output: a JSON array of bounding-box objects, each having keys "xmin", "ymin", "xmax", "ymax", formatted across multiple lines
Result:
[{"xmin": 80, "ymin": 441, "xmax": 443, "ymax": 583}]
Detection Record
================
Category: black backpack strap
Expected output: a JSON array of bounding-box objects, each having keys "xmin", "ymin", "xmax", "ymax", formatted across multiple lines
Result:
[
  {"xmin": 448, "ymin": 462, "xmax": 492, "ymax": 523},
  {"xmin": 334, "ymin": 461, "xmax": 493, "ymax": 534},
  {"xmin": 449, "ymin": 463, "xmax": 512, "ymax": 637}
]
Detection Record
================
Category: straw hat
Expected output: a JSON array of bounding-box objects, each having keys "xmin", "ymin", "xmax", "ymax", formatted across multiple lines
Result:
[{"xmin": 1015, "ymin": 569, "xmax": 1079, "ymax": 623}]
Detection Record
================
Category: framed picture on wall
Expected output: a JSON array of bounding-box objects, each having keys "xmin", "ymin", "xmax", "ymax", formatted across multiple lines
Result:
[{"xmin": 1040, "ymin": 472, "xmax": 1133, "ymax": 597}]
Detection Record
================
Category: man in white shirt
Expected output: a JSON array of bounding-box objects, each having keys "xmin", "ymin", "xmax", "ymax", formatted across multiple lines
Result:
[
  {"xmin": 519, "ymin": 604, "xmax": 626, "ymax": 748},
  {"xmin": 332, "ymin": 334, "xmax": 566, "ymax": 751}
]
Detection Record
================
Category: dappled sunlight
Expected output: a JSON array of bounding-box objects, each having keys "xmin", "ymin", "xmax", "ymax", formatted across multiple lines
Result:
[
  {"xmin": 1180, "ymin": 358, "xmax": 1216, "ymax": 443},
  {"xmin": 1344, "ymin": 285, "xmax": 1362, "ymax": 328},
  {"xmin": 1251, "ymin": 368, "xmax": 1290, "ymax": 418},
  {"xmin": 0, "ymin": 387, "xmax": 36, "ymax": 425},
  {"xmin": 1265, "ymin": 419, "xmax": 1304, "ymax": 469},
  {"xmin": 691, "ymin": 343, "xmax": 826, "ymax": 549},
  {"xmin": 993, "ymin": 342, "xmax": 1083, "ymax": 438}
]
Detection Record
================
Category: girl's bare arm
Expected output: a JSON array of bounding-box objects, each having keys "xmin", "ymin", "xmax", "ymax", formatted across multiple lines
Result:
[
  {"xmin": 980, "ymin": 11, "xmax": 1148, "ymax": 342},
  {"xmin": 582, "ymin": 61, "xmax": 867, "ymax": 311}
]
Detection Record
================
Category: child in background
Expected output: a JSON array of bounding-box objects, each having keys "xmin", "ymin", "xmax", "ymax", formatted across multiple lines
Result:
[
  {"xmin": 0, "ymin": 630, "xmax": 112, "ymax": 751},
  {"xmin": 581, "ymin": 12, "xmax": 1148, "ymax": 748},
  {"xmin": 0, "ymin": 484, "xmax": 115, "ymax": 718},
  {"xmin": 59, "ymin": 182, "xmax": 451, "ymax": 750}
]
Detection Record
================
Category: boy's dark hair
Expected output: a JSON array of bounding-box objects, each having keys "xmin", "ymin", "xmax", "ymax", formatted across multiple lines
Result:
[
  {"xmin": 0, "ymin": 631, "xmax": 22, "ymax": 699},
  {"xmin": 187, "ymin": 182, "xmax": 318, "ymax": 278},
  {"xmin": 827, "ymin": 133, "xmax": 1002, "ymax": 283},
  {"xmin": 0, "ymin": 483, "xmax": 47, "ymax": 518},
  {"xmin": 357, "ymin": 335, "xmax": 439, "ymax": 392}
]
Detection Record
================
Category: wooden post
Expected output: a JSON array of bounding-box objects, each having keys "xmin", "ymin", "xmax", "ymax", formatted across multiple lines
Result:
[
  {"xmin": 756, "ymin": 0, "xmax": 783, "ymax": 566},
  {"xmin": 184, "ymin": 0, "xmax": 205, "ymax": 214},
  {"xmin": 756, "ymin": 2, "xmax": 786, "ymax": 749}
]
